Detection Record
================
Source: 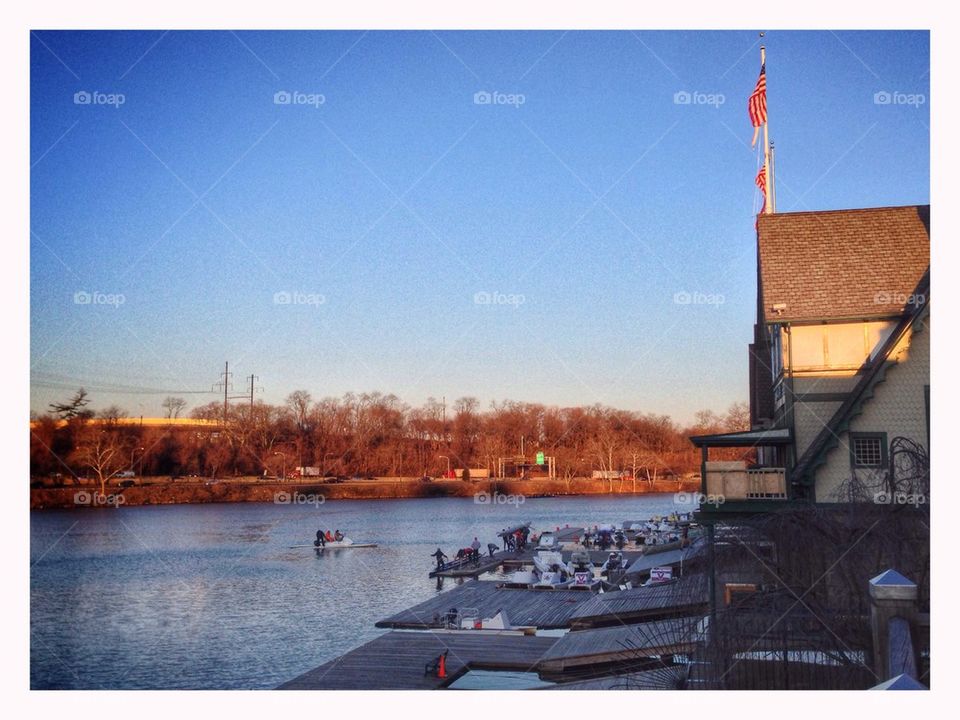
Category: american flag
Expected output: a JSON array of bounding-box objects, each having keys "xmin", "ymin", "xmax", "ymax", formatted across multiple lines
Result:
[
  {"xmin": 755, "ymin": 163, "xmax": 767, "ymax": 198},
  {"xmin": 749, "ymin": 64, "xmax": 767, "ymax": 146},
  {"xmin": 748, "ymin": 64, "xmax": 767, "ymax": 127}
]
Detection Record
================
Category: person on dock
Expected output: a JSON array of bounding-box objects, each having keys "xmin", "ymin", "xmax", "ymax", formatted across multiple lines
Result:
[
  {"xmin": 334, "ymin": 529, "xmax": 344, "ymax": 542},
  {"xmin": 325, "ymin": 530, "xmax": 335, "ymax": 543},
  {"xmin": 501, "ymin": 529, "xmax": 508, "ymax": 551},
  {"xmin": 432, "ymin": 548, "xmax": 447, "ymax": 571},
  {"xmin": 487, "ymin": 542, "xmax": 498, "ymax": 558},
  {"xmin": 314, "ymin": 530, "xmax": 326, "ymax": 548}
]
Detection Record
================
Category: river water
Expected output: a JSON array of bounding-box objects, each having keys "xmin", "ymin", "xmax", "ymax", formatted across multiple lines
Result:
[{"xmin": 30, "ymin": 494, "xmax": 684, "ymax": 689}]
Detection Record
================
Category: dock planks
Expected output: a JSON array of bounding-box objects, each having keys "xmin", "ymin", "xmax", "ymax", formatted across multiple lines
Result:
[
  {"xmin": 279, "ymin": 630, "xmax": 558, "ymax": 690},
  {"xmin": 377, "ymin": 579, "xmax": 599, "ymax": 630},
  {"xmin": 571, "ymin": 573, "xmax": 709, "ymax": 628},
  {"xmin": 542, "ymin": 667, "xmax": 687, "ymax": 690},
  {"xmin": 539, "ymin": 616, "xmax": 702, "ymax": 675}
]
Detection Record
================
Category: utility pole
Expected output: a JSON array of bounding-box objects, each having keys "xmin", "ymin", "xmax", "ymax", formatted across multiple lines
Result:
[
  {"xmin": 246, "ymin": 374, "xmax": 260, "ymax": 409},
  {"xmin": 212, "ymin": 363, "xmax": 259, "ymax": 425},
  {"xmin": 216, "ymin": 361, "xmax": 232, "ymax": 426}
]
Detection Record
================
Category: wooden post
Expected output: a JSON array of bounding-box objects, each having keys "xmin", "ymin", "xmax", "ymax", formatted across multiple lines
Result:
[{"xmin": 869, "ymin": 569, "xmax": 919, "ymax": 681}]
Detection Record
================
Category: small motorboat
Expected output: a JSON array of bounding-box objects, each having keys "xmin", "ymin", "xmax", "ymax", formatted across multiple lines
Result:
[{"xmin": 289, "ymin": 536, "xmax": 378, "ymax": 549}]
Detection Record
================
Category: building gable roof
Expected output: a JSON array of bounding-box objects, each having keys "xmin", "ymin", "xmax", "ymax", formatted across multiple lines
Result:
[{"xmin": 757, "ymin": 205, "xmax": 929, "ymax": 324}]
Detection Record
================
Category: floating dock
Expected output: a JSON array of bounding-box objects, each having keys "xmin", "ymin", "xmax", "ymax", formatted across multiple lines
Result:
[
  {"xmin": 570, "ymin": 573, "xmax": 708, "ymax": 629},
  {"xmin": 278, "ymin": 630, "xmax": 558, "ymax": 690},
  {"xmin": 376, "ymin": 580, "xmax": 599, "ymax": 630}
]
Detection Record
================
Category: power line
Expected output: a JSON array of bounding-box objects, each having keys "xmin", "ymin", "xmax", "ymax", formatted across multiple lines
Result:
[{"xmin": 31, "ymin": 379, "xmax": 215, "ymax": 395}]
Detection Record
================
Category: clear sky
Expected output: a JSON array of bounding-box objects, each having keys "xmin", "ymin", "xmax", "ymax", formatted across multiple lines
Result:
[{"xmin": 30, "ymin": 30, "xmax": 929, "ymax": 423}]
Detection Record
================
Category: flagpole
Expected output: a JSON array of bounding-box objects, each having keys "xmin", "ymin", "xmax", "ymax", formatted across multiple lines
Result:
[
  {"xmin": 770, "ymin": 141, "xmax": 777, "ymax": 212},
  {"xmin": 761, "ymin": 44, "xmax": 772, "ymax": 214}
]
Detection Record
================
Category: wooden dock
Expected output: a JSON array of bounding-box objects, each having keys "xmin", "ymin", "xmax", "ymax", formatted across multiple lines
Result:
[
  {"xmin": 278, "ymin": 630, "xmax": 558, "ymax": 690},
  {"xmin": 538, "ymin": 616, "xmax": 701, "ymax": 678},
  {"xmin": 376, "ymin": 579, "xmax": 599, "ymax": 630},
  {"xmin": 429, "ymin": 549, "xmax": 517, "ymax": 578},
  {"xmin": 541, "ymin": 667, "xmax": 687, "ymax": 690},
  {"xmin": 570, "ymin": 573, "xmax": 709, "ymax": 629}
]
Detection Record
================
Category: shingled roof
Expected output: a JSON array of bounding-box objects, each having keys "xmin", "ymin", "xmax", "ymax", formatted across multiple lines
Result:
[{"xmin": 757, "ymin": 205, "xmax": 929, "ymax": 324}]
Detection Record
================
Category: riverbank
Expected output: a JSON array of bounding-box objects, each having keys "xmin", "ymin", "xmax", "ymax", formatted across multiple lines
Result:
[{"xmin": 29, "ymin": 476, "xmax": 699, "ymax": 509}]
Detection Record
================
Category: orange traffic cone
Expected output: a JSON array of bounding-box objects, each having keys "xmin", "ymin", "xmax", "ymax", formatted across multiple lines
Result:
[{"xmin": 437, "ymin": 653, "xmax": 446, "ymax": 678}]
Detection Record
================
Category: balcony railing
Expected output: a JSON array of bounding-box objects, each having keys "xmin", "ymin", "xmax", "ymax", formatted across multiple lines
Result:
[{"xmin": 704, "ymin": 461, "xmax": 787, "ymax": 500}]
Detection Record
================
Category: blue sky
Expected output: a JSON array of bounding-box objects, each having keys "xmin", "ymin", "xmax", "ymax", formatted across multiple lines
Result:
[{"xmin": 30, "ymin": 30, "xmax": 929, "ymax": 422}]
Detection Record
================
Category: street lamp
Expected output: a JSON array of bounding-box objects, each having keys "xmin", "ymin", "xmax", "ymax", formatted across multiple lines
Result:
[
  {"xmin": 273, "ymin": 451, "xmax": 287, "ymax": 479},
  {"xmin": 323, "ymin": 452, "xmax": 338, "ymax": 477},
  {"xmin": 438, "ymin": 455, "xmax": 450, "ymax": 477},
  {"xmin": 130, "ymin": 446, "xmax": 145, "ymax": 475}
]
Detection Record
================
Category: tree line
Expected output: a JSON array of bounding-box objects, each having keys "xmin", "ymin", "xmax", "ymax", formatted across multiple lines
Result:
[{"xmin": 30, "ymin": 388, "xmax": 750, "ymax": 489}]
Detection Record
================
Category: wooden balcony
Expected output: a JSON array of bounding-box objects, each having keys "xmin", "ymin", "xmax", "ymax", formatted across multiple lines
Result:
[{"xmin": 704, "ymin": 461, "xmax": 788, "ymax": 500}]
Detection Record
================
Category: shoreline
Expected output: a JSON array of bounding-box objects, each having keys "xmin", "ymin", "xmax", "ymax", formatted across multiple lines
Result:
[{"xmin": 29, "ymin": 476, "xmax": 700, "ymax": 510}]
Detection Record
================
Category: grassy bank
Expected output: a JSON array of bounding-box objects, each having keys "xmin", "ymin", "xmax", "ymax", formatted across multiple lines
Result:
[{"xmin": 30, "ymin": 476, "xmax": 700, "ymax": 509}]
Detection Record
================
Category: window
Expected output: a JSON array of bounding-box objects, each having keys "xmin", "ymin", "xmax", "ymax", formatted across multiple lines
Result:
[{"xmin": 850, "ymin": 432, "xmax": 888, "ymax": 469}]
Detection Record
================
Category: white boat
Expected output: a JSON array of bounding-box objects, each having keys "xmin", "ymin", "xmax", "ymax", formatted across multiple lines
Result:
[{"xmin": 289, "ymin": 537, "xmax": 378, "ymax": 549}]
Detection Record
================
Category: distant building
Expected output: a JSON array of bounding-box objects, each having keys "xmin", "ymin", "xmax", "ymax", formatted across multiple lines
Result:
[{"xmin": 691, "ymin": 205, "xmax": 930, "ymax": 513}]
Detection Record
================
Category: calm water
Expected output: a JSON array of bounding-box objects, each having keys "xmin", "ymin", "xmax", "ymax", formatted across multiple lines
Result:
[{"xmin": 31, "ymin": 494, "xmax": 683, "ymax": 689}]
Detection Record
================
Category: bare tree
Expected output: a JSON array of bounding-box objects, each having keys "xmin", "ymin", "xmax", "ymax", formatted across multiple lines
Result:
[
  {"xmin": 49, "ymin": 388, "xmax": 93, "ymax": 421},
  {"xmin": 162, "ymin": 397, "xmax": 188, "ymax": 419},
  {"xmin": 73, "ymin": 429, "xmax": 129, "ymax": 497}
]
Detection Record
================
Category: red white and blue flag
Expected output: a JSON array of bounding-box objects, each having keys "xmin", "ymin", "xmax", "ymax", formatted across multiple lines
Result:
[
  {"xmin": 749, "ymin": 63, "xmax": 767, "ymax": 146},
  {"xmin": 755, "ymin": 163, "xmax": 767, "ymax": 198}
]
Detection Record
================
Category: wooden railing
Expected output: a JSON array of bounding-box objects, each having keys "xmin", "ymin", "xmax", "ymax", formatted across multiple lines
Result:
[{"xmin": 704, "ymin": 462, "xmax": 787, "ymax": 500}]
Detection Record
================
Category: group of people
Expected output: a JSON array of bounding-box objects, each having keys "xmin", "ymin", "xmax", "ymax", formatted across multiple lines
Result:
[
  {"xmin": 432, "ymin": 537, "xmax": 494, "ymax": 571},
  {"xmin": 502, "ymin": 527, "xmax": 529, "ymax": 551},
  {"xmin": 582, "ymin": 527, "xmax": 624, "ymax": 551},
  {"xmin": 314, "ymin": 529, "xmax": 344, "ymax": 547}
]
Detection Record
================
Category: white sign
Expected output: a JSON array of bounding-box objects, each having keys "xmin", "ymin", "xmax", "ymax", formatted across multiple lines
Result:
[
  {"xmin": 574, "ymin": 571, "xmax": 591, "ymax": 585},
  {"xmin": 650, "ymin": 566, "xmax": 673, "ymax": 583}
]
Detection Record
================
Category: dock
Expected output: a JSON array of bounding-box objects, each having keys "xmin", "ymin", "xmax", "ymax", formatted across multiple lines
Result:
[
  {"xmin": 279, "ymin": 518, "xmax": 711, "ymax": 690},
  {"xmin": 538, "ymin": 616, "xmax": 701, "ymax": 678},
  {"xmin": 571, "ymin": 573, "xmax": 709, "ymax": 629},
  {"xmin": 377, "ymin": 579, "xmax": 599, "ymax": 629},
  {"xmin": 278, "ymin": 630, "xmax": 558, "ymax": 690},
  {"xmin": 541, "ymin": 667, "xmax": 687, "ymax": 690},
  {"xmin": 429, "ymin": 549, "xmax": 517, "ymax": 578},
  {"xmin": 429, "ymin": 544, "xmax": 694, "ymax": 579}
]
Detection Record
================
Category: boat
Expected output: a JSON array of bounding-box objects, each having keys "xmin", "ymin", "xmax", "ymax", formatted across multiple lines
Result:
[
  {"xmin": 289, "ymin": 537, "xmax": 378, "ymax": 549},
  {"xmin": 532, "ymin": 550, "xmax": 575, "ymax": 588}
]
